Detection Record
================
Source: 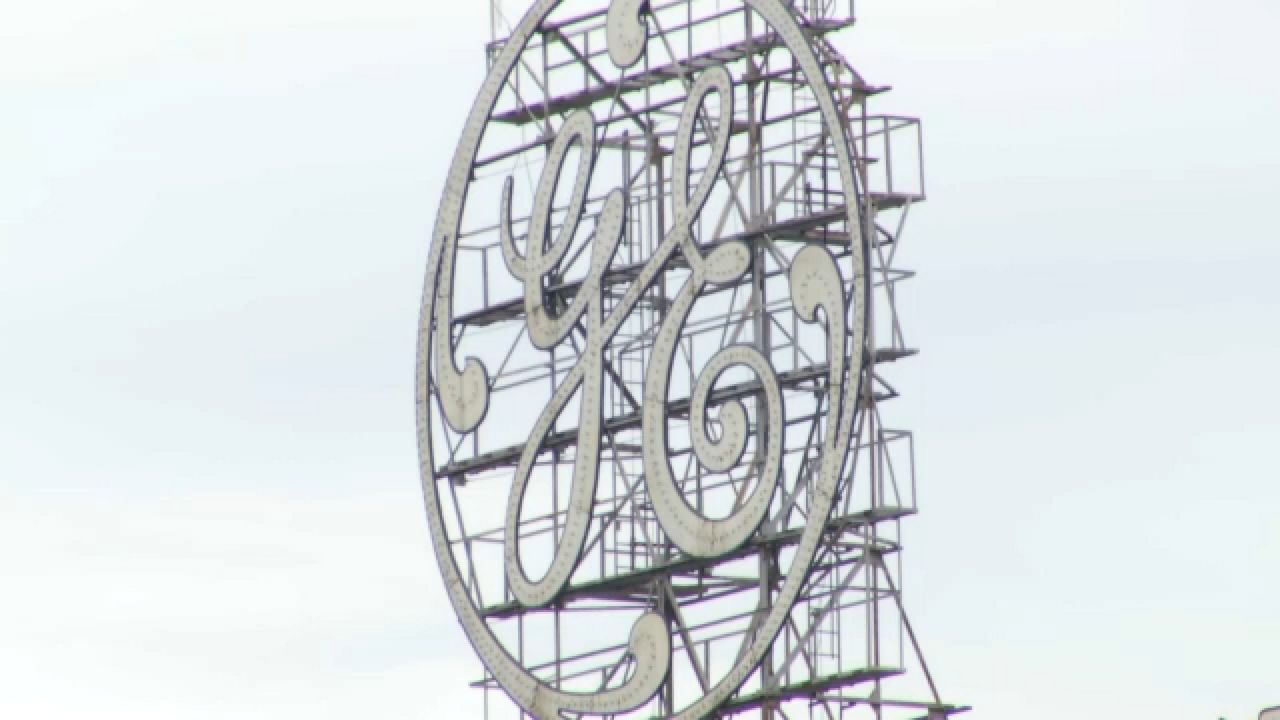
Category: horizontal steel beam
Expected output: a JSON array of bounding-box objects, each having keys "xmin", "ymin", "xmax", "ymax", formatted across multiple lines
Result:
[
  {"xmin": 437, "ymin": 360, "xmax": 906, "ymax": 479},
  {"xmin": 491, "ymin": 25, "xmax": 864, "ymax": 126},
  {"xmin": 440, "ymin": 362, "xmax": 825, "ymax": 478},
  {"xmin": 452, "ymin": 206, "xmax": 848, "ymax": 329},
  {"xmin": 719, "ymin": 666, "xmax": 903, "ymax": 714},
  {"xmin": 480, "ymin": 505, "xmax": 914, "ymax": 618}
]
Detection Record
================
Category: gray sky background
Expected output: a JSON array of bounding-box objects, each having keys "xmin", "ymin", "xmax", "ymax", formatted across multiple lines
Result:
[{"xmin": 2, "ymin": 0, "xmax": 1278, "ymax": 718}]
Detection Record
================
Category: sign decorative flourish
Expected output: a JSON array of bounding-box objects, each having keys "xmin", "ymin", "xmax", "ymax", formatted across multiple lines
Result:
[{"xmin": 417, "ymin": 1, "xmax": 867, "ymax": 716}]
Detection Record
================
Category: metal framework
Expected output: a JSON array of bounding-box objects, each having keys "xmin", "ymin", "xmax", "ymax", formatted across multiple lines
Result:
[{"xmin": 416, "ymin": 1, "xmax": 965, "ymax": 717}]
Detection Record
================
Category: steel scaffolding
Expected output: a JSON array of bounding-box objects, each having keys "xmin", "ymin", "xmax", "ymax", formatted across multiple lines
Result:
[{"xmin": 424, "ymin": 1, "xmax": 964, "ymax": 717}]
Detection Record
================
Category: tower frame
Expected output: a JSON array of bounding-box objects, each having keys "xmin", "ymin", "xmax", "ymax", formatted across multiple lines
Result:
[{"xmin": 417, "ymin": 2, "xmax": 964, "ymax": 718}]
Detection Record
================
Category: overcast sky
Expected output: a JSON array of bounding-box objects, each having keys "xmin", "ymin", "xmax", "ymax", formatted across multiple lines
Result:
[{"xmin": 2, "ymin": 1, "xmax": 1278, "ymax": 718}]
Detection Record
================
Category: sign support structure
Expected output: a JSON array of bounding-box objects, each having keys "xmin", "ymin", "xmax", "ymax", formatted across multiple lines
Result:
[{"xmin": 417, "ymin": 1, "xmax": 967, "ymax": 717}]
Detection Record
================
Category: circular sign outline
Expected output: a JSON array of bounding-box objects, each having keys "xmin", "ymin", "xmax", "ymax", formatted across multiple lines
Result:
[{"xmin": 415, "ymin": 1, "xmax": 869, "ymax": 716}]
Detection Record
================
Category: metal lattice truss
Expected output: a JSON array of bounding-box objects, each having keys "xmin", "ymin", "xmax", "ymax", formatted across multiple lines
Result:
[{"xmin": 415, "ymin": 1, "xmax": 964, "ymax": 717}]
